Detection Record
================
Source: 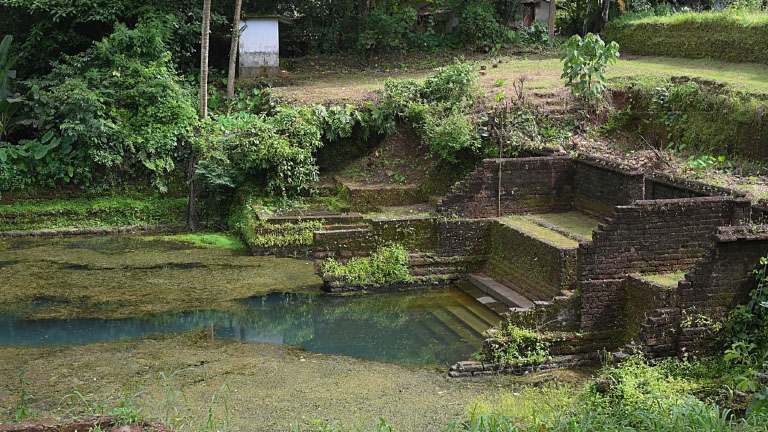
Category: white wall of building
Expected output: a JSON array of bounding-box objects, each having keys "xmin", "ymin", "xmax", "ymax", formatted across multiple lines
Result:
[{"xmin": 239, "ymin": 18, "xmax": 280, "ymax": 77}]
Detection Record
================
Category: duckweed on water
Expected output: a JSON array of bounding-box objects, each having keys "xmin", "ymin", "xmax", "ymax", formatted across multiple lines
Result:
[
  {"xmin": 0, "ymin": 333, "xmax": 590, "ymax": 431},
  {"xmin": 0, "ymin": 235, "xmax": 321, "ymax": 319},
  {"xmin": 144, "ymin": 233, "xmax": 246, "ymax": 250}
]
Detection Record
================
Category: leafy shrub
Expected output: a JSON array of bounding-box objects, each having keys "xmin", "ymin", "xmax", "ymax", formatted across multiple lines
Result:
[
  {"xmin": 421, "ymin": 62, "xmax": 479, "ymax": 106},
  {"xmin": 17, "ymin": 20, "xmax": 197, "ymax": 191},
  {"xmin": 483, "ymin": 322, "xmax": 550, "ymax": 366},
  {"xmin": 423, "ymin": 109, "xmax": 480, "ymax": 163},
  {"xmin": 321, "ymin": 244, "xmax": 412, "ymax": 286},
  {"xmin": 458, "ymin": 2, "xmax": 508, "ymax": 47},
  {"xmin": 198, "ymin": 105, "xmax": 323, "ymax": 197},
  {"xmin": 561, "ymin": 33, "xmax": 620, "ymax": 103},
  {"xmin": 357, "ymin": 7, "xmax": 418, "ymax": 52},
  {"xmin": 510, "ymin": 21, "xmax": 548, "ymax": 46},
  {"xmin": 720, "ymin": 256, "xmax": 768, "ymax": 392},
  {"xmin": 380, "ymin": 62, "xmax": 482, "ymax": 163}
]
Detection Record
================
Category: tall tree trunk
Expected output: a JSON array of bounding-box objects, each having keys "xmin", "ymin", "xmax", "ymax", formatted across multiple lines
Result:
[
  {"xmin": 200, "ymin": 0, "xmax": 211, "ymax": 119},
  {"xmin": 548, "ymin": 0, "xmax": 556, "ymax": 45},
  {"xmin": 583, "ymin": 0, "xmax": 592, "ymax": 35},
  {"xmin": 601, "ymin": 0, "xmax": 611, "ymax": 32},
  {"xmin": 226, "ymin": 0, "xmax": 243, "ymax": 99},
  {"xmin": 186, "ymin": 0, "xmax": 211, "ymax": 230}
]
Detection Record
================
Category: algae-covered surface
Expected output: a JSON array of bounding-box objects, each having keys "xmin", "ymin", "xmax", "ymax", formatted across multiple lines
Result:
[
  {"xmin": 499, "ymin": 216, "xmax": 580, "ymax": 248},
  {"xmin": 635, "ymin": 271, "xmax": 686, "ymax": 287},
  {"xmin": 527, "ymin": 212, "xmax": 601, "ymax": 240},
  {"xmin": 0, "ymin": 235, "xmax": 322, "ymax": 319},
  {"xmin": 0, "ymin": 333, "xmax": 591, "ymax": 431}
]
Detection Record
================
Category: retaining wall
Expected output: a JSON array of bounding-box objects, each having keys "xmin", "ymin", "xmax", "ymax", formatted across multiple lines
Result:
[
  {"xmin": 574, "ymin": 156, "xmax": 644, "ymax": 216},
  {"xmin": 579, "ymin": 196, "xmax": 751, "ymax": 332},
  {"xmin": 436, "ymin": 156, "xmax": 575, "ymax": 218},
  {"xmin": 485, "ymin": 221, "xmax": 578, "ymax": 301}
]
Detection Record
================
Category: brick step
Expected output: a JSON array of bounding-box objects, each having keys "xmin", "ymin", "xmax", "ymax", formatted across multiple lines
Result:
[
  {"xmin": 261, "ymin": 213, "xmax": 364, "ymax": 225},
  {"xmin": 467, "ymin": 273, "xmax": 535, "ymax": 309},
  {"xmin": 320, "ymin": 224, "xmax": 369, "ymax": 231},
  {"xmin": 410, "ymin": 266, "xmax": 464, "ymax": 276},
  {"xmin": 408, "ymin": 254, "xmax": 482, "ymax": 266}
]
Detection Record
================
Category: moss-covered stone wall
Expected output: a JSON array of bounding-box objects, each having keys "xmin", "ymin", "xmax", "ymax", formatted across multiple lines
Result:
[
  {"xmin": 574, "ymin": 155, "xmax": 644, "ymax": 216},
  {"xmin": 579, "ymin": 196, "xmax": 751, "ymax": 332},
  {"xmin": 485, "ymin": 222, "xmax": 578, "ymax": 301},
  {"xmin": 608, "ymin": 76, "xmax": 768, "ymax": 162}
]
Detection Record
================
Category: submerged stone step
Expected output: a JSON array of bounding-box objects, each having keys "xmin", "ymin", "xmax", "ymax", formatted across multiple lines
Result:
[{"xmin": 467, "ymin": 274, "xmax": 535, "ymax": 309}]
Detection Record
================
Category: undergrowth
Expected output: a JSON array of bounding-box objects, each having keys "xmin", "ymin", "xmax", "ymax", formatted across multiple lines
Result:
[
  {"xmin": 479, "ymin": 322, "xmax": 551, "ymax": 367},
  {"xmin": 321, "ymin": 244, "xmax": 412, "ymax": 286},
  {"xmin": 0, "ymin": 196, "xmax": 187, "ymax": 231}
]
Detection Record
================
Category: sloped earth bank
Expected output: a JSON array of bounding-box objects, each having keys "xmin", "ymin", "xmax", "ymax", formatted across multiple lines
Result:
[{"xmin": 0, "ymin": 333, "xmax": 589, "ymax": 431}]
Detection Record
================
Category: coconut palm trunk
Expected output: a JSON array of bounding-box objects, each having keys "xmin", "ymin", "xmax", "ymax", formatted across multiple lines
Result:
[
  {"xmin": 548, "ymin": 0, "xmax": 556, "ymax": 45},
  {"xmin": 185, "ymin": 0, "xmax": 211, "ymax": 230},
  {"xmin": 226, "ymin": 0, "xmax": 243, "ymax": 98}
]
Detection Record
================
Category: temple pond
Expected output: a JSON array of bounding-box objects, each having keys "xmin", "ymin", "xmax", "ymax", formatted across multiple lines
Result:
[{"xmin": 0, "ymin": 235, "xmax": 499, "ymax": 365}]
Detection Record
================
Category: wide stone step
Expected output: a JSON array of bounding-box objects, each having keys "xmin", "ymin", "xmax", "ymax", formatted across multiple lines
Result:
[
  {"xmin": 444, "ymin": 302, "xmax": 497, "ymax": 334},
  {"xmin": 410, "ymin": 266, "xmax": 462, "ymax": 276},
  {"xmin": 467, "ymin": 273, "xmax": 535, "ymax": 309}
]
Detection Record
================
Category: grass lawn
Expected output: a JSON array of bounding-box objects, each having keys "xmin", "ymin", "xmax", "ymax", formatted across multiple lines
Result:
[{"xmin": 271, "ymin": 54, "xmax": 768, "ymax": 104}]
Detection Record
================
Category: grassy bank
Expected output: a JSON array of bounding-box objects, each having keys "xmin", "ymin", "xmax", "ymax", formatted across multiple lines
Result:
[
  {"xmin": 607, "ymin": 75, "xmax": 768, "ymax": 163},
  {"xmin": 604, "ymin": 11, "xmax": 768, "ymax": 64},
  {"xmin": 0, "ymin": 196, "xmax": 187, "ymax": 231},
  {"xmin": 0, "ymin": 332, "xmax": 578, "ymax": 431}
]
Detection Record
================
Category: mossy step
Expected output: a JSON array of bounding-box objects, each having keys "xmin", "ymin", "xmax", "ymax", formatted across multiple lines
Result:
[
  {"xmin": 410, "ymin": 266, "xmax": 464, "ymax": 276},
  {"xmin": 320, "ymin": 224, "xmax": 370, "ymax": 231},
  {"xmin": 447, "ymin": 295, "xmax": 501, "ymax": 330},
  {"xmin": 498, "ymin": 216, "xmax": 580, "ymax": 249},
  {"xmin": 633, "ymin": 271, "xmax": 686, "ymax": 288},
  {"xmin": 430, "ymin": 308, "xmax": 484, "ymax": 346},
  {"xmin": 261, "ymin": 213, "xmax": 364, "ymax": 225},
  {"xmin": 524, "ymin": 211, "xmax": 601, "ymax": 242},
  {"xmin": 454, "ymin": 281, "xmax": 510, "ymax": 316},
  {"xmin": 467, "ymin": 273, "xmax": 535, "ymax": 309},
  {"xmin": 444, "ymin": 303, "xmax": 495, "ymax": 335}
]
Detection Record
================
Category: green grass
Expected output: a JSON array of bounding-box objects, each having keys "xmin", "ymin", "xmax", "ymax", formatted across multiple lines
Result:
[
  {"xmin": 605, "ymin": 10, "xmax": 768, "ymax": 64},
  {"xmin": 635, "ymin": 271, "xmax": 686, "ymax": 287},
  {"xmin": 0, "ymin": 197, "xmax": 187, "ymax": 231},
  {"xmin": 527, "ymin": 211, "xmax": 601, "ymax": 239},
  {"xmin": 626, "ymin": 10, "xmax": 768, "ymax": 26},
  {"xmin": 154, "ymin": 233, "xmax": 246, "ymax": 251},
  {"xmin": 500, "ymin": 216, "xmax": 580, "ymax": 248}
]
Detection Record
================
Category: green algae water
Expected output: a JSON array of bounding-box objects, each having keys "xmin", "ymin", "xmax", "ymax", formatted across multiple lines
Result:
[{"xmin": 0, "ymin": 235, "xmax": 499, "ymax": 365}]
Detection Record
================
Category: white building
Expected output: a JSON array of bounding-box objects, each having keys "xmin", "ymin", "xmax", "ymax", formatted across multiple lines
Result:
[{"xmin": 238, "ymin": 16, "xmax": 289, "ymax": 77}]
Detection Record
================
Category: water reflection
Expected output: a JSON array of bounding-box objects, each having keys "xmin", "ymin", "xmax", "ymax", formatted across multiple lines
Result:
[{"xmin": 0, "ymin": 290, "xmax": 500, "ymax": 365}]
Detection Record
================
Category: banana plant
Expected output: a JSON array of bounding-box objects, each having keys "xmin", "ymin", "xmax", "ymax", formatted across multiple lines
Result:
[{"xmin": 0, "ymin": 34, "xmax": 22, "ymax": 142}]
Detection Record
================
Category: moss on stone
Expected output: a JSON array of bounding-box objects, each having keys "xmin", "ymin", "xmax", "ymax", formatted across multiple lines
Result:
[
  {"xmin": 499, "ymin": 216, "xmax": 580, "ymax": 249},
  {"xmin": 635, "ymin": 271, "xmax": 686, "ymax": 288}
]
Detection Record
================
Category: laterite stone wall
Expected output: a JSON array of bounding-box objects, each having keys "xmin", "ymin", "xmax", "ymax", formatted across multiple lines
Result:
[
  {"xmin": 579, "ymin": 196, "xmax": 751, "ymax": 331},
  {"xmin": 485, "ymin": 221, "xmax": 578, "ymax": 301},
  {"xmin": 436, "ymin": 156, "xmax": 575, "ymax": 218},
  {"xmin": 679, "ymin": 226, "xmax": 768, "ymax": 320},
  {"xmin": 645, "ymin": 173, "xmax": 747, "ymax": 201},
  {"xmin": 573, "ymin": 156, "xmax": 644, "ymax": 216}
]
